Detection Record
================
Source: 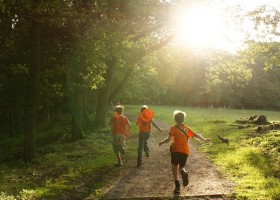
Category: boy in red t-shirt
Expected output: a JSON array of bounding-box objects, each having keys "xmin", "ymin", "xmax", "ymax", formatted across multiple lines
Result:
[
  {"xmin": 136, "ymin": 105, "xmax": 164, "ymax": 166},
  {"xmin": 110, "ymin": 105, "xmax": 131, "ymax": 166},
  {"xmin": 159, "ymin": 110, "xmax": 211, "ymax": 194}
]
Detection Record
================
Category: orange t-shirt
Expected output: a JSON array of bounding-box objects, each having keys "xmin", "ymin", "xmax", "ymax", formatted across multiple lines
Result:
[
  {"xmin": 110, "ymin": 114, "xmax": 129, "ymax": 135},
  {"xmin": 169, "ymin": 124, "xmax": 196, "ymax": 155},
  {"xmin": 136, "ymin": 116, "xmax": 152, "ymax": 133}
]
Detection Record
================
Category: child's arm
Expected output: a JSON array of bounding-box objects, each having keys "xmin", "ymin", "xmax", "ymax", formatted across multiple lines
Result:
[
  {"xmin": 159, "ymin": 135, "xmax": 172, "ymax": 146},
  {"xmin": 126, "ymin": 119, "xmax": 131, "ymax": 139},
  {"xmin": 136, "ymin": 117, "xmax": 140, "ymax": 126},
  {"xmin": 194, "ymin": 133, "xmax": 211, "ymax": 143},
  {"xmin": 151, "ymin": 119, "xmax": 164, "ymax": 132}
]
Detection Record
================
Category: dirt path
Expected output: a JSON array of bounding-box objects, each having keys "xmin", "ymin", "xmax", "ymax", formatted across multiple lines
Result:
[{"xmin": 100, "ymin": 120, "xmax": 235, "ymax": 199}]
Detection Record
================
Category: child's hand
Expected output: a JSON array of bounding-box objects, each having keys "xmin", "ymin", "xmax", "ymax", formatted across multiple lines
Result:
[
  {"xmin": 159, "ymin": 141, "xmax": 163, "ymax": 147},
  {"xmin": 205, "ymin": 138, "xmax": 211, "ymax": 143}
]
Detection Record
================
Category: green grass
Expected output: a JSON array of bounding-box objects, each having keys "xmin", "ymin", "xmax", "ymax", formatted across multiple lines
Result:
[
  {"xmin": 126, "ymin": 105, "xmax": 280, "ymax": 200},
  {"xmin": 0, "ymin": 106, "xmax": 280, "ymax": 199},
  {"xmin": 0, "ymin": 112, "xmax": 140, "ymax": 200}
]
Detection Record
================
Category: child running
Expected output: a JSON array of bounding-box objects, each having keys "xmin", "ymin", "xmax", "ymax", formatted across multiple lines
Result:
[
  {"xmin": 159, "ymin": 110, "xmax": 211, "ymax": 194},
  {"xmin": 110, "ymin": 105, "xmax": 131, "ymax": 166},
  {"xmin": 136, "ymin": 105, "xmax": 164, "ymax": 166}
]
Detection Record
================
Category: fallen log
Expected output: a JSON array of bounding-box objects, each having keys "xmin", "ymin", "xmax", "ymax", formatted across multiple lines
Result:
[
  {"xmin": 230, "ymin": 124, "xmax": 252, "ymax": 129},
  {"xmin": 256, "ymin": 122, "xmax": 280, "ymax": 133},
  {"xmin": 236, "ymin": 115, "xmax": 270, "ymax": 125},
  {"xmin": 235, "ymin": 119, "xmax": 248, "ymax": 124},
  {"xmin": 217, "ymin": 135, "xmax": 230, "ymax": 145}
]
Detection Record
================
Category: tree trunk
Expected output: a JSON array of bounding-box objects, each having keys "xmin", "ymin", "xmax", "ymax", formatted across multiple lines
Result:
[
  {"xmin": 24, "ymin": 20, "xmax": 41, "ymax": 162},
  {"xmin": 108, "ymin": 67, "xmax": 134, "ymax": 103},
  {"xmin": 82, "ymin": 92, "xmax": 89, "ymax": 130},
  {"xmin": 9, "ymin": 81, "xmax": 20, "ymax": 136},
  {"xmin": 94, "ymin": 34, "xmax": 176, "ymax": 127},
  {"xmin": 94, "ymin": 57, "xmax": 116, "ymax": 127},
  {"xmin": 71, "ymin": 88, "xmax": 85, "ymax": 140},
  {"xmin": 9, "ymin": 108, "xmax": 14, "ymax": 137},
  {"xmin": 94, "ymin": 87, "xmax": 110, "ymax": 127},
  {"xmin": 14, "ymin": 102, "xmax": 20, "ymax": 131},
  {"xmin": 71, "ymin": 117, "xmax": 84, "ymax": 140}
]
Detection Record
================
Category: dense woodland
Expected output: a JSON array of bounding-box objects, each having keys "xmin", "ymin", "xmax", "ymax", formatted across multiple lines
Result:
[{"xmin": 1, "ymin": 0, "xmax": 280, "ymax": 161}]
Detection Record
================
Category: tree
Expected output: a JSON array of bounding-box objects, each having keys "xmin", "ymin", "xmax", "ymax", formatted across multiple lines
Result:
[
  {"xmin": 89, "ymin": 0, "xmax": 177, "ymax": 127},
  {"xmin": 202, "ymin": 52, "xmax": 252, "ymax": 107},
  {"xmin": 0, "ymin": 9, "xmax": 29, "ymax": 136},
  {"xmin": 241, "ymin": 44, "xmax": 280, "ymax": 109},
  {"xmin": 0, "ymin": 0, "xmax": 97, "ymax": 160}
]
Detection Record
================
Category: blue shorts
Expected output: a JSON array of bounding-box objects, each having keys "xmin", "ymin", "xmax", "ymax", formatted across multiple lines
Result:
[{"xmin": 171, "ymin": 152, "xmax": 188, "ymax": 168}]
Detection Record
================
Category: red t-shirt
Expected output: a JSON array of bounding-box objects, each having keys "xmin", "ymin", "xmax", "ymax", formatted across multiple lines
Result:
[
  {"xmin": 136, "ymin": 116, "xmax": 152, "ymax": 133},
  {"xmin": 110, "ymin": 114, "xmax": 129, "ymax": 135},
  {"xmin": 169, "ymin": 124, "xmax": 196, "ymax": 155}
]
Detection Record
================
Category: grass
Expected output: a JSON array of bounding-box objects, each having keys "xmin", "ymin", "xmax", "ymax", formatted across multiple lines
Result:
[
  {"xmin": 0, "ymin": 112, "xmax": 140, "ymax": 200},
  {"xmin": 0, "ymin": 106, "xmax": 280, "ymax": 199},
  {"xmin": 126, "ymin": 105, "xmax": 280, "ymax": 200}
]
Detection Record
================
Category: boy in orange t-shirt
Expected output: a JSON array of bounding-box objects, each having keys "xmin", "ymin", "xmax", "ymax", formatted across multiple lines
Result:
[
  {"xmin": 110, "ymin": 105, "xmax": 131, "ymax": 166},
  {"xmin": 159, "ymin": 110, "xmax": 211, "ymax": 194},
  {"xmin": 136, "ymin": 105, "xmax": 164, "ymax": 166}
]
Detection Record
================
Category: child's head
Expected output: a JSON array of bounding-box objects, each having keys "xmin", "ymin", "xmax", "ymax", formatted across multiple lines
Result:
[
  {"xmin": 140, "ymin": 105, "xmax": 148, "ymax": 113},
  {"xmin": 114, "ymin": 105, "xmax": 124, "ymax": 114},
  {"xmin": 174, "ymin": 110, "xmax": 186, "ymax": 124}
]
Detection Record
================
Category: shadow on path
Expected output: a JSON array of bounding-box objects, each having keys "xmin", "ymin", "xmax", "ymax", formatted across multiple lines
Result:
[{"xmin": 97, "ymin": 119, "xmax": 235, "ymax": 199}]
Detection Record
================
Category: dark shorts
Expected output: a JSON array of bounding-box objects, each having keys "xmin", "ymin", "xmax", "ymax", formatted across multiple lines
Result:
[{"xmin": 171, "ymin": 152, "xmax": 188, "ymax": 168}]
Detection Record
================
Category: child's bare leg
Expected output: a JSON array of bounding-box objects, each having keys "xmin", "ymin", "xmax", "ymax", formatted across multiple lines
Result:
[
  {"xmin": 179, "ymin": 165, "xmax": 189, "ymax": 186},
  {"xmin": 172, "ymin": 164, "xmax": 180, "ymax": 193},
  {"xmin": 178, "ymin": 166, "xmax": 185, "ymax": 172},
  {"xmin": 115, "ymin": 152, "xmax": 123, "ymax": 166},
  {"xmin": 172, "ymin": 164, "xmax": 179, "ymax": 181}
]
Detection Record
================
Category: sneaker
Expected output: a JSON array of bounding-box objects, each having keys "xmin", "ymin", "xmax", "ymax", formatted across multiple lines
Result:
[
  {"xmin": 145, "ymin": 152, "xmax": 150, "ymax": 157},
  {"xmin": 137, "ymin": 160, "xmax": 143, "ymax": 167},
  {"xmin": 181, "ymin": 170, "xmax": 189, "ymax": 186},
  {"xmin": 173, "ymin": 186, "xmax": 180, "ymax": 194}
]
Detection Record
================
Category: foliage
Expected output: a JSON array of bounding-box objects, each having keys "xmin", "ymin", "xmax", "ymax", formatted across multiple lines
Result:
[
  {"xmin": 1, "ymin": 0, "xmax": 280, "ymax": 161},
  {"xmin": 202, "ymin": 52, "xmax": 252, "ymax": 107},
  {"xmin": 248, "ymin": 5, "xmax": 280, "ymax": 42}
]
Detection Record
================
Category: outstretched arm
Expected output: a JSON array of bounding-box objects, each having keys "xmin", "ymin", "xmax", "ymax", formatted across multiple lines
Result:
[
  {"xmin": 126, "ymin": 120, "xmax": 131, "ymax": 139},
  {"xmin": 194, "ymin": 133, "xmax": 211, "ymax": 143},
  {"xmin": 151, "ymin": 119, "xmax": 164, "ymax": 132},
  {"xmin": 159, "ymin": 135, "xmax": 172, "ymax": 146}
]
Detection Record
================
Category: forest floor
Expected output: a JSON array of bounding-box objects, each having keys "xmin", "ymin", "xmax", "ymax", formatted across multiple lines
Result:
[{"xmin": 96, "ymin": 119, "xmax": 236, "ymax": 200}]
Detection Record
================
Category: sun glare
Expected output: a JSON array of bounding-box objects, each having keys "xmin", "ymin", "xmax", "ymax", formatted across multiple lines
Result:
[
  {"xmin": 175, "ymin": 5, "xmax": 225, "ymax": 49},
  {"xmin": 172, "ymin": 1, "xmax": 280, "ymax": 53}
]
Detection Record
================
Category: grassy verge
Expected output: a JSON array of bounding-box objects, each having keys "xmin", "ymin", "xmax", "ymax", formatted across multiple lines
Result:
[
  {"xmin": 126, "ymin": 105, "xmax": 280, "ymax": 199},
  {"xmin": 0, "ymin": 113, "xmax": 139, "ymax": 200},
  {"xmin": 0, "ymin": 106, "xmax": 279, "ymax": 199}
]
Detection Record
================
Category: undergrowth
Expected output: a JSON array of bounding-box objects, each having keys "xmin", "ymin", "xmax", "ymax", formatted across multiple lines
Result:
[{"xmin": 0, "ymin": 113, "xmax": 138, "ymax": 200}]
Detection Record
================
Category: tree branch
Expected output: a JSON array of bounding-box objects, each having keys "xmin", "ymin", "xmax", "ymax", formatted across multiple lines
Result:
[{"xmin": 108, "ymin": 32, "xmax": 176, "ymax": 103}]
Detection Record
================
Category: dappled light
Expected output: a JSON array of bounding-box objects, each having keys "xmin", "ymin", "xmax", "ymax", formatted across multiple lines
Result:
[{"xmin": 1, "ymin": 0, "xmax": 280, "ymax": 199}]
